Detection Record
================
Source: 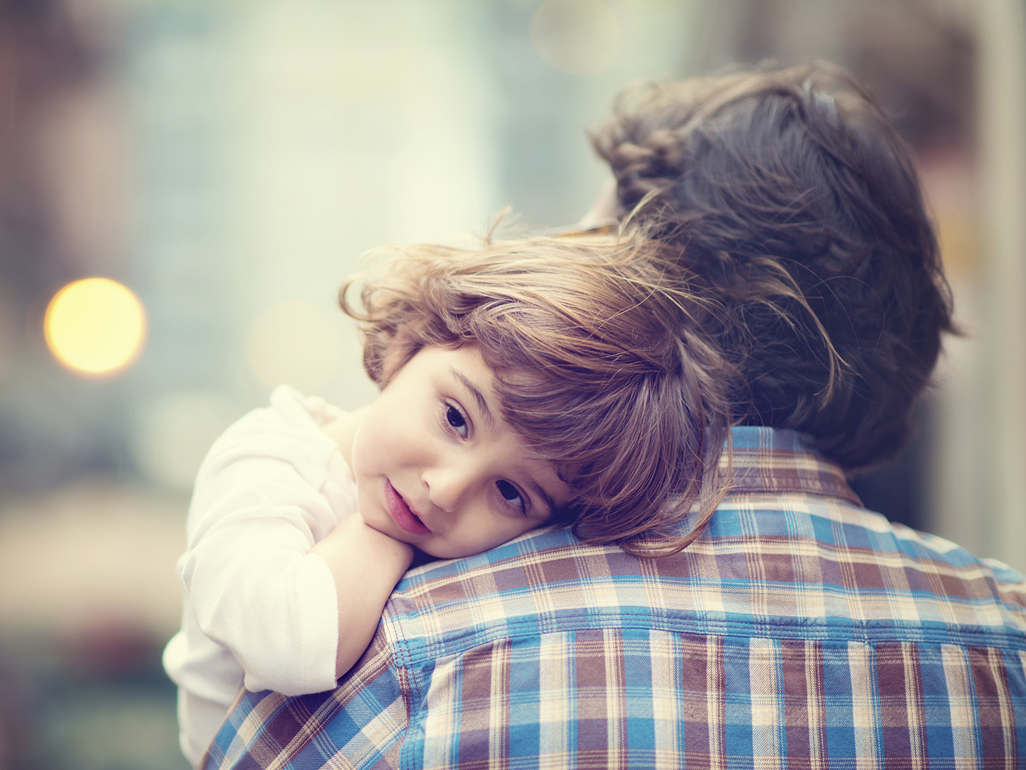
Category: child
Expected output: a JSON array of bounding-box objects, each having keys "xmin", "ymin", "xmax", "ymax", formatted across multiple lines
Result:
[{"xmin": 163, "ymin": 225, "xmax": 732, "ymax": 766}]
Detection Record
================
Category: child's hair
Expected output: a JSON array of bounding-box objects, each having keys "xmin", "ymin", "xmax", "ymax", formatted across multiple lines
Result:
[
  {"xmin": 340, "ymin": 226, "xmax": 734, "ymax": 556},
  {"xmin": 590, "ymin": 61, "xmax": 956, "ymax": 470}
]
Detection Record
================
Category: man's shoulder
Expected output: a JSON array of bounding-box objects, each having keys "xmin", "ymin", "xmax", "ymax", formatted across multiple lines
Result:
[
  {"xmin": 379, "ymin": 528, "xmax": 650, "ymax": 657},
  {"xmin": 391, "ymin": 526, "xmax": 622, "ymax": 614}
]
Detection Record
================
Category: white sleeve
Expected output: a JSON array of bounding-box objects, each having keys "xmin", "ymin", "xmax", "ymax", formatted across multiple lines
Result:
[{"xmin": 177, "ymin": 385, "xmax": 358, "ymax": 696}]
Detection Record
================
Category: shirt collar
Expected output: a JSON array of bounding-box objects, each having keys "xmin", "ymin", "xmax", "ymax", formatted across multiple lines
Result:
[{"xmin": 723, "ymin": 426, "xmax": 862, "ymax": 506}]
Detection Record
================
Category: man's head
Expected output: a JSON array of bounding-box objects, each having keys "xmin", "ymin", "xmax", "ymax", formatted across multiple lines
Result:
[
  {"xmin": 341, "ymin": 229, "xmax": 734, "ymax": 554},
  {"xmin": 590, "ymin": 61, "xmax": 955, "ymax": 470}
]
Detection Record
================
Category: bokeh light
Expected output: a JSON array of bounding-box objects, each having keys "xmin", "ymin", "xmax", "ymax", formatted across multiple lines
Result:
[
  {"xmin": 44, "ymin": 278, "xmax": 147, "ymax": 376},
  {"xmin": 530, "ymin": 0, "xmax": 622, "ymax": 75},
  {"xmin": 246, "ymin": 300, "xmax": 345, "ymax": 393}
]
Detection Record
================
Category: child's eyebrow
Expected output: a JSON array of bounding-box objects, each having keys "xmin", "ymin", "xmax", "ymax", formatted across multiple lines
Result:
[{"xmin": 451, "ymin": 368, "xmax": 494, "ymax": 428}]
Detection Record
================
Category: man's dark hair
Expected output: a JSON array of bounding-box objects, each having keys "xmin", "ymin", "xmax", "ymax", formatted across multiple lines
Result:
[{"xmin": 591, "ymin": 61, "xmax": 956, "ymax": 470}]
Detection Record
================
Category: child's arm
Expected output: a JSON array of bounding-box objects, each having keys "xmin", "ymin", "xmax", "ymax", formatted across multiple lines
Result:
[
  {"xmin": 311, "ymin": 514, "xmax": 414, "ymax": 678},
  {"xmin": 178, "ymin": 387, "xmax": 366, "ymax": 697}
]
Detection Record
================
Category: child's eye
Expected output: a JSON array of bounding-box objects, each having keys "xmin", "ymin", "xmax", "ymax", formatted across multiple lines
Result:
[
  {"xmin": 444, "ymin": 402, "xmax": 469, "ymax": 437},
  {"xmin": 496, "ymin": 480, "xmax": 526, "ymax": 515}
]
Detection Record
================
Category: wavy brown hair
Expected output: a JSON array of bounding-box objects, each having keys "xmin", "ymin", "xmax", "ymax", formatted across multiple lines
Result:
[
  {"xmin": 591, "ymin": 62, "xmax": 956, "ymax": 470},
  {"xmin": 340, "ymin": 227, "xmax": 735, "ymax": 555}
]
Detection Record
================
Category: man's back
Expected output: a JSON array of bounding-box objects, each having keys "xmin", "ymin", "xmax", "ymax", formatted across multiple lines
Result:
[{"xmin": 204, "ymin": 427, "xmax": 1026, "ymax": 768}]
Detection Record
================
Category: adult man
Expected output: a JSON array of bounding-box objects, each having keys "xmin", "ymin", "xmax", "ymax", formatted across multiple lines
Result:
[{"xmin": 201, "ymin": 63, "xmax": 1025, "ymax": 768}]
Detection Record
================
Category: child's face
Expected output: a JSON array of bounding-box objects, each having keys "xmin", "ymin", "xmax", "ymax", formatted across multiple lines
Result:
[{"xmin": 350, "ymin": 344, "xmax": 568, "ymax": 559}]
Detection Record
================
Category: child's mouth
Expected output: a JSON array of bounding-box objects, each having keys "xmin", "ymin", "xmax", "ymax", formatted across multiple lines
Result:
[{"xmin": 385, "ymin": 481, "xmax": 431, "ymax": 535}]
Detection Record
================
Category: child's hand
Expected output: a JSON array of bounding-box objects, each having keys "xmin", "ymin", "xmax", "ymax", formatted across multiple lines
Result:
[
  {"xmin": 311, "ymin": 512, "xmax": 415, "ymax": 678},
  {"xmin": 332, "ymin": 511, "xmax": 415, "ymax": 564}
]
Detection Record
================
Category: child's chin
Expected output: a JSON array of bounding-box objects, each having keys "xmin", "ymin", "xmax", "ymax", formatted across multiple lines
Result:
[
  {"xmin": 417, "ymin": 543, "xmax": 468, "ymax": 561},
  {"xmin": 421, "ymin": 540, "xmax": 501, "ymax": 561}
]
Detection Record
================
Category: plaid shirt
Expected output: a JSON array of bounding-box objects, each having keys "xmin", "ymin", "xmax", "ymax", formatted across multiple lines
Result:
[{"xmin": 203, "ymin": 427, "xmax": 1026, "ymax": 769}]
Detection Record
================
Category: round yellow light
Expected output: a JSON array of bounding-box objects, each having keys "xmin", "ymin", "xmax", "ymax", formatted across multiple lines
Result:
[
  {"xmin": 44, "ymin": 278, "xmax": 147, "ymax": 376},
  {"xmin": 530, "ymin": 0, "xmax": 622, "ymax": 75}
]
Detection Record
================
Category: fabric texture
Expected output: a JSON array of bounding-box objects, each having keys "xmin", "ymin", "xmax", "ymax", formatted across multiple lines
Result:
[
  {"xmin": 203, "ymin": 427, "xmax": 1026, "ymax": 769},
  {"xmin": 164, "ymin": 386, "xmax": 359, "ymax": 766}
]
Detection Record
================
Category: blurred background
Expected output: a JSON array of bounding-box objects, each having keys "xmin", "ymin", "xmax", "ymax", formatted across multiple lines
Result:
[{"xmin": 0, "ymin": 0, "xmax": 1022, "ymax": 767}]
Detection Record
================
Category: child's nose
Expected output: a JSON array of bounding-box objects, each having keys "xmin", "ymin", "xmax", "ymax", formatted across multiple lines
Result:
[{"xmin": 421, "ymin": 463, "xmax": 475, "ymax": 513}]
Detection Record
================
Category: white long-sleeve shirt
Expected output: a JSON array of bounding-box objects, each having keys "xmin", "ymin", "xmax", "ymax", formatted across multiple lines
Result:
[{"xmin": 162, "ymin": 386, "xmax": 359, "ymax": 767}]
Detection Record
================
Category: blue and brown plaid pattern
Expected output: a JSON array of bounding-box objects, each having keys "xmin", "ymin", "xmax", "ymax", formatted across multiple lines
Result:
[{"xmin": 204, "ymin": 427, "xmax": 1026, "ymax": 769}]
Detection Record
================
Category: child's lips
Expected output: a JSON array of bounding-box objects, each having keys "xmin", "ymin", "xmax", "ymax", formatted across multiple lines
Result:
[{"xmin": 385, "ymin": 481, "xmax": 431, "ymax": 535}]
